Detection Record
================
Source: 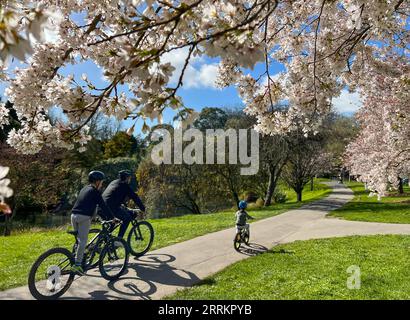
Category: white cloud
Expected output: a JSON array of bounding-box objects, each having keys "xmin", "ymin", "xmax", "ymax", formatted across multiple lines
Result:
[
  {"xmin": 332, "ymin": 89, "xmax": 362, "ymax": 113},
  {"xmin": 161, "ymin": 48, "xmax": 219, "ymax": 89}
]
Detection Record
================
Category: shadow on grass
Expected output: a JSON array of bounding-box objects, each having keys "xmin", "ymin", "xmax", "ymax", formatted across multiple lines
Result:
[
  {"xmin": 195, "ymin": 278, "xmax": 217, "ymax": 287},
  {"xmin": 267, "ymin": 248, "xmax": 295, "ymax": 255}
]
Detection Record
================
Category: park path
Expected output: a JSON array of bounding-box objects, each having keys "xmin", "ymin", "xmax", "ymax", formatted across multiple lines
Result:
[{"xmin": 1, "ymin": 181, "xmax": 410, "ymax": 300}]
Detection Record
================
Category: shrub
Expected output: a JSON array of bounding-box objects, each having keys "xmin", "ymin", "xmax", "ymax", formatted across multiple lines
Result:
[
  {"xmin": 243, "ymin": 191, "xmax": 259, "ymax": 203},
  {"xmin": 274, "ymin": 191, "xmax": 287, "ymax": 203}
]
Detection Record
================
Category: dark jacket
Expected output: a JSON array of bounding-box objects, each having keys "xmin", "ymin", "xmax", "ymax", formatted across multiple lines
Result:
[
  {"xmin": 102, "ymin": 179, "xmax": 145, "ymax": 212},
  {"xmin": 71, "ymin": 185, "xmax": 114, "ymax": 218}
]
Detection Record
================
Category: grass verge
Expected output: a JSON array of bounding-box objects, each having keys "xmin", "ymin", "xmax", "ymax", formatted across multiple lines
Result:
[{"xmin": 167, "ymin": 235, "xmax": 410, "ymax": 300}]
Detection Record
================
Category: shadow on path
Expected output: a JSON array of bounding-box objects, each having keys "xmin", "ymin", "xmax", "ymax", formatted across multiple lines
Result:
[
  {"xmin": 62, "ymin": 253, "xmax": 201, "ymax": 300},
  {"xmin": 106, "ymin": 254, "xmax": 198, "ymax": 300},
  {"xmin": 237, "ymin": 243, "xmax": 268, "ymax": 256}
]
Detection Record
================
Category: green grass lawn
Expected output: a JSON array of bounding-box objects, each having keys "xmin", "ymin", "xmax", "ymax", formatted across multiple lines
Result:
[
  {"xmin": 328, "ymin": 181, "xmax": 410, "ymax": 224},
  {"xmin": 167, "ymin": 235, "xmax": 410, "ymax": 300},
  {"xmin": 0, "ymin": 180, "xmax": 331, "ymax": 291}
]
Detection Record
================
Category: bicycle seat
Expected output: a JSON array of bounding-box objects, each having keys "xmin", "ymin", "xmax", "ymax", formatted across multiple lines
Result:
[{"xmin": 66, "ymin": 230, "xmax": 78, "ymax": 237}]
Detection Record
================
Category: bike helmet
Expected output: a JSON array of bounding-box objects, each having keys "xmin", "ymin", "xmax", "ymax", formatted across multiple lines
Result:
[
  {"xmin": 238, "ymin": 200, "xmax": 247, "ymax": 210},
  {"xmin": 118, "ymin": 170, "xmax": 133, "ymax": 181},
  {"xmin": 88, "ymin": 171, "xmax": 106, "ymax": 183}
]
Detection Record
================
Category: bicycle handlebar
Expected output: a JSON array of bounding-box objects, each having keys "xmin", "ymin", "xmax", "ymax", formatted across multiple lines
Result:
[{"xmin": 101, "ymin": 219, "xmax": 122, "ymax": 227}]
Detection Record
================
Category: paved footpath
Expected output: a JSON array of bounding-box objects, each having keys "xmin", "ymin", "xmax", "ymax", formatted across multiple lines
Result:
[{"xmin": 2, "ymin": 182, "xmax": 410, "ymax": 300}]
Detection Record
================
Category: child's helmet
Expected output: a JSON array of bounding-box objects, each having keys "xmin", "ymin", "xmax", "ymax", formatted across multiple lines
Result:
[{"xmin": 238, "ymin": 200, "xmax": 247, "ymax": 209}]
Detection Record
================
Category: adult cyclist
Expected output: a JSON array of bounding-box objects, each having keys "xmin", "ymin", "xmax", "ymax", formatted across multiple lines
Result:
[{"xmin": 98, "ymin": 170, "xmax": 146, "ymax": 239}]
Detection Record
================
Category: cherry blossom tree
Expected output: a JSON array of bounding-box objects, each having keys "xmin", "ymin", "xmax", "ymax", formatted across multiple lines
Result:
[
  {"xmin": 345, "ymin": 62, "xmax": 410, "ymax": 197},
  {"xmin": 0, "ymin": 0, "xmax": 406, "ymax": 156}
]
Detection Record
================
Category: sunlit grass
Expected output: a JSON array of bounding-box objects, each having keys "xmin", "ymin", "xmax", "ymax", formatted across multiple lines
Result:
[
  {"xmin": 328, "ymin": 182, "xmax": 410, "ymax": 224},
  {"xmin": 167, "ymin": 235, "xmax": 410, "ymax": 300}
]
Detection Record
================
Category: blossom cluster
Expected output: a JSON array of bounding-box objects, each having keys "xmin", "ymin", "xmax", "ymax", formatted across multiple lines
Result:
[
  {"xmin": 0, "ymin": 166, "xmax": 13, "ymax": 215},
  {"xmin": 0, "ymin": 0, "xmax": 407, "ymax": 157}
]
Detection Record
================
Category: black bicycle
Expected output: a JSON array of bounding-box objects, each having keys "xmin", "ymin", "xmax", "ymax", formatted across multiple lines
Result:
[
  {"xmin": 28, "ymin": 220, "xmax": 129, "ymax": 300},
  {"xmin": 234, "ymin": 225, "xmax": 250, "ymax": 251}
]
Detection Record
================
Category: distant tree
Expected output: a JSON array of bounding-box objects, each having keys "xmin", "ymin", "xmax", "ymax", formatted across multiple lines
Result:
[
  {"xmin": 259, "ymin": 134, "xmax": 288, "ymax": 206},
  {"xmin": 0, "ymin": 143, "xmax": 73, "ymax": 235},
  {"xmin": 321, "ymin": 112, "xmax": 359, "ymax": 173},
  {"xmin": 282, "ymin": 129, "xmax": 328, "ymax": 202},
  {"xmin": 193, "ymin": 107, "xmax": 228, "ymax": 131},
  {"xmin": 103, "ymin": 131, "xmax": 139, "ymax": 159}
]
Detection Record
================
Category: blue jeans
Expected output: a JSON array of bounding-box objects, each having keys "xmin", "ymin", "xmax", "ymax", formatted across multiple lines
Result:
[{"xmin": 113, "ymin": 207, "xmax": 134, "ymax": 238}]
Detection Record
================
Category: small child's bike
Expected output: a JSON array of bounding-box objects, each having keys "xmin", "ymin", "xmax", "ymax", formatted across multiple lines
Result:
[
  {"xmin": 233, "ymin": 225, "xmax": 250, "ymax": 251},
  {"xmin": 28, "ymin": 220, "xmax": 129, "ymax": 300}
]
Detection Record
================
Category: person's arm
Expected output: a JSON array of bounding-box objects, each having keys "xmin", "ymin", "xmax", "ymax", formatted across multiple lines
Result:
[
  {"xmin": 94, "ymin": 190, "xmax": 115, "ymax": 220},
  {"xmin": 126, "ymin": 185, "xmax": 146, "ymax": 212},
  {"xmin": 246, "ymin": 211, "xmax": 254, "ymax": 220}
]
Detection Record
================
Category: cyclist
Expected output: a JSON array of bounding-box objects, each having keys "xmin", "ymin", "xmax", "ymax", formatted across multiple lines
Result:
[
  {"xmin": 98, "ymin": 170, "xmax": 145, "ymax": 239},
  {"xmin": 70, "ymin": 171, "xmax": 115, "ymax": 274},
  {"xmin": 235, "ymin": 200, "xmax": 254, "ymax": 235}
]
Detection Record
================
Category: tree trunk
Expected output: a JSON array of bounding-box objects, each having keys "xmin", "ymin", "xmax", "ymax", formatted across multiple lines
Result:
[
  {"xmin": 233, "ymin": 191, "xmax": 240, "ymax": 208},
  {"xmin": 310, "ymin": 177, "xmax": 314, "ymax": 191},
  {"xmin": 4, "ymin": 214, "xmax": 11, "ymax": 236},
  {"xmin": 3, "ymin": 204, "xmax": 18, "ymax": 236},
  {"xmin": 398, "ymin": 177, "xmax": 404, "ymax": 194},
  {"xmin": 297, "ymin": 191, "xmax": 302, "ymax": 202},
  {"xmin": 191, "ymin": 200, "xmax": 201, "ymax": 214},
  {"xmin": 264, "ymin": 167, "xmax": 277, "ymax": 206}
]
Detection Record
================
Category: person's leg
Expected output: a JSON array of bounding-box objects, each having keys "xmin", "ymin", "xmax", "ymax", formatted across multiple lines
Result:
[
  {"xmin": 71, "ymin": 214, "xmax": 79, "ymax": 262},
  {"xmin": 114, "ymin": 208, "xmax": 132, "ymax": 238},
  {"xmin": 73, "ymin": 214, "xmax": 91, "ymax": 266}
]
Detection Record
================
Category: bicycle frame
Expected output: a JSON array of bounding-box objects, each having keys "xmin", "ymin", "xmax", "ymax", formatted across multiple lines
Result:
[{"xmin": 73, "ymin": 221, "xmax": 121, "ymax": 271}]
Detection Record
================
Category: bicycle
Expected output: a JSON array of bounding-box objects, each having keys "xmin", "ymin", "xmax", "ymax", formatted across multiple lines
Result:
[
  {"xmin": 28, "ymin": 219, "xmax": 129, "ymax": 300},
  {"xmin": 233, "ymin": 224, "xmax": 250, "ymax": 251},
  {"xmin": 112, "ymin": 207, "xmax": 154, "ymax": 257}
]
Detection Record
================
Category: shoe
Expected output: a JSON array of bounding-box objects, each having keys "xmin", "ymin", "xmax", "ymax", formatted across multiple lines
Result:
[{"xmin": 70, "ymin": 264, "xmax": 85, "ymax": 275}]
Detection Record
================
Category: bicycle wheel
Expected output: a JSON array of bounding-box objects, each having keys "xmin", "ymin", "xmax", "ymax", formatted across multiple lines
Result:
[
  {"xmin": 98, "ymin": 237, "xmax": 129, "ymax": 281},
  {"xmin": 243, "ymin": 230, "xmax": 250, "ymax": 245},
  {"xmin": 28, "ymin": 247, "xmax": 75, "ymax": 300},
  {"xmin": 127, "ymin": 221, "xmax": 154, "ymax": 257},
  {"xmin": 233, "ymin": 233, "xmax": 241, "ymax": 251}
]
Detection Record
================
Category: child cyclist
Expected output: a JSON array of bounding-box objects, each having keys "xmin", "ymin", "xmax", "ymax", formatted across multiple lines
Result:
[{"xmin": 235, "ymin": 200, "xmax": 254, "ymax": 235}]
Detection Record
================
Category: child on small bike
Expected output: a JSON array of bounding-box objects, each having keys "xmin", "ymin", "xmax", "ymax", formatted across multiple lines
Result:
[{"xmin": 235, "ymin": 200, "xmax": 254, "ymax": 234}]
